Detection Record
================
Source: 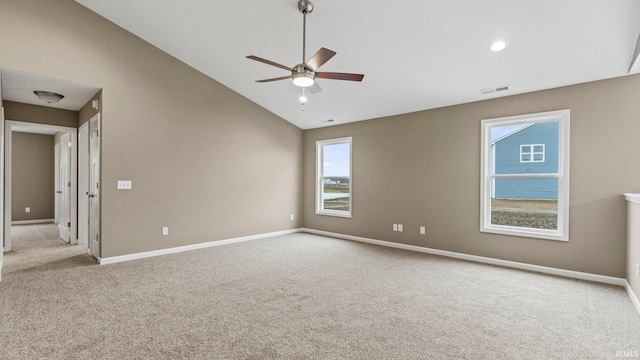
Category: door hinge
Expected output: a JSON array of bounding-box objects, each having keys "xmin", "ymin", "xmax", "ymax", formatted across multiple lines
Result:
[
  {"xmin": 67, "ymin": 222, "xmax": 71, "ymax": 228},
  {"xmin": 96, "ymin": 234, "xmax": 100, "ymax": 242},
  {"xmin": 67, "ymin": 181, "xmax": 71, "ymax": 187}
]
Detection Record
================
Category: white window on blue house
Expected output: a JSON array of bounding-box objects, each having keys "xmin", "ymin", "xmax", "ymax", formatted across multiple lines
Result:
[
  {"xmin": 520, "ymin": 144, "xmax": 545, "ymax": 162},
  {"xmin": 316, "ymin": 137, "xmax": 352, "ymax": 217},
  {"xmin": 480, "ymin": 110, "xmax": 570, "ymax": 241}
]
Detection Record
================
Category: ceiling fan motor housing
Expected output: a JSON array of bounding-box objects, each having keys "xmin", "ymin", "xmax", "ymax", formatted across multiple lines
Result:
[{"xmin": 298, "ymin": 0, "xmax": 313, "ymax": 14}]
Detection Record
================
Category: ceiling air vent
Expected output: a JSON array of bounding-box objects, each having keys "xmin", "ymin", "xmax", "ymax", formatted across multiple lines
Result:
[{"xmin": 481, "ymin": 85, "xmax": 509, "ymax": 95}]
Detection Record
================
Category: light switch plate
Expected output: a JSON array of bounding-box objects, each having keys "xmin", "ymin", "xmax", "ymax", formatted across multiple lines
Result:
[{"xmin": 117, "ymin": 180, "xmax": 132, "ymax": 190}]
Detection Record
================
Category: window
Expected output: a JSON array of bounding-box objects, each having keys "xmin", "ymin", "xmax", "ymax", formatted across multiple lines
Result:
[
  {"xmin": 480, "ymin": 110, "xmax": 569, "ymax": 241},
  {"xmin": 520, "ymin": 144, "xmax": 545, "ymax": 162},
  {"xmin": 316, "ymin": 137, "xmax": 352, "ymax": 217}
]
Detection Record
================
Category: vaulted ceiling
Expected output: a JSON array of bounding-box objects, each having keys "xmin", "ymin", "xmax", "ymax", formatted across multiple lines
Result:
[{"xmin": 74, "ymin": 0, "xmax": 640, "ymax": 129}]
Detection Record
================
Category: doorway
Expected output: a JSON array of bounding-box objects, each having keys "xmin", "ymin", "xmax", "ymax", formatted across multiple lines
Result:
[
  {"xmin": 0, "ymin": 68, "xmax": 102, "ymax": 281},
  {"xmin": 4, "ymin": 121, "xmax": 78, "ymax": 252}
]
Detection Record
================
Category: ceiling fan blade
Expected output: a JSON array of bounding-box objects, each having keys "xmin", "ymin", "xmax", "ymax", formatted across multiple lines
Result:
[
  {"xmin": 246, "ymin": 55, "xmax": 292, "ymax": 72},
  {"xmin": 316, "ymin": 72, "xmax": 364, "ymax": 82},
  {"xmin": 255, "ymin": 75, "xmax": 291, "ymax": 83},
  {"xmin": 309, "ymin": 82, "xmax": 322, "ymax": 94},
  {"xmin": 306, "ymin": 47, "xmax": 336, "ymax": 70}
]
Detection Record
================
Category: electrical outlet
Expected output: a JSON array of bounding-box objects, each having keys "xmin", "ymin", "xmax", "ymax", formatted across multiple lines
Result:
[
  {"xmin": 420, "ymin": 226, "xmax": 426, "ymax": 235},
  {"xmin": 393, "ymin": 224, "xmax": 398, "ymax": 231},
  {"xmin": 162, "ymin": 227, "xmax": 169, "ymax": 236},
  {"xmin": 398, "ymin": 224, "xmax": 403, "ymax": 232},
  {"xmin": 25, "ymin": 207, "xmax": 31, "ymax": 213},
  {"xmin": 290, "ymin": 214, "xmax": 295, "ymax": 220}
]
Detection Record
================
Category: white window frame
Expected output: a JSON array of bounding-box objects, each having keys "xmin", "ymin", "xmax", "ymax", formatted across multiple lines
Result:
[
  {"xmin": 480, "ymin": 110, "xmax": 570, "ymax": 241},
  {"xmin": 520, "ymin": 144, "xmax": 545, "ymax": 163},
  {"xmin": 316, "ymin": 137, "xmax": 352, "ymax": 218}
]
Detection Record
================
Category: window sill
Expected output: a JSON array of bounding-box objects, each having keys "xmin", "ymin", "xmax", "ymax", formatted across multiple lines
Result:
[
  {"xmin": 315, "ymin": 210, "xmax": 352, "ymax": 218},
  {"xmin": 481, "ymin": 225, "xmax": 568, "ymax": 242}
]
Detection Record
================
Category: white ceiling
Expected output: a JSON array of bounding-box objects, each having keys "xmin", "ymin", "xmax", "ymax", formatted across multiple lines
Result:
[
  {"xmin": 1, "ymin": 68, "xmax": 100, "ymax": 112},
  {"xmin": 72, "ymin": 0, "xmax": 640, "ymax": 130}
]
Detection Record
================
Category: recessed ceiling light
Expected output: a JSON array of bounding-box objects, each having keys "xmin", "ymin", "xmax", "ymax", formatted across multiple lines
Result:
[{"xmin": 490, "ymin": 41, "xmax": 506, "ymax": 52}]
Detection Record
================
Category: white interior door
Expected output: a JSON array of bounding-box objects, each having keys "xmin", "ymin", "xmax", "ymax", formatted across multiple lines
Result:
[
  {"xmin": 78, "ymin": 123, "xmax": 89, "ymax": 247},
  {"xmin": 54, "ymin": 142, "xmax": 60, "ymax": 224},
  {"xmin": 89, "ymin": 114, "xmax": 100, "ymax": 259},
  {"xmin": 1, "ymin": 108, "xmax": 5, "ymax": 281},
  {"xmin": 58, "ymin": 132, "xmax": 71, "ymax": 242}
]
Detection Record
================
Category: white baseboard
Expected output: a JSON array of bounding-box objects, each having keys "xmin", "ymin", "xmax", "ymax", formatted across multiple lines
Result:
[
  {"xmin": 99, "ymin": 228, "xmax": 303, "ymax": 265},
  {"xmin": 625, "ymin": 281, "xmax": 640, "ymax": 315},
  {"xmin": 301, "ymin": 228, "xmax": 627, "ymax": 287},
  {"xmin": 11, "ymin": 219, "xmax": 55, "ymax": 225}
]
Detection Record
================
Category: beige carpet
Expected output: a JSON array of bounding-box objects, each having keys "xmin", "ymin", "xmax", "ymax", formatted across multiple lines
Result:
[{"xmin": 1, "ymin": 224, "xmax": 639, "ymax": 359}]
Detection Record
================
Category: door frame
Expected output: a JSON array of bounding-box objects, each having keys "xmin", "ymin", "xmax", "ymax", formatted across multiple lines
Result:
[
  {"xmin": 3, "ymin": 120, "xmax": 78, "ymax": 252},
  {"xmin": 78, "ymin": 121, "xmax": 89, "ymax": 247}
]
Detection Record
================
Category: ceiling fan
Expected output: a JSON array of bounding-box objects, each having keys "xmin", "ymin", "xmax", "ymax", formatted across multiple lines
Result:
[{"xmin": 246, "ymin": 0, "xmax": 364, "ymax": 95}]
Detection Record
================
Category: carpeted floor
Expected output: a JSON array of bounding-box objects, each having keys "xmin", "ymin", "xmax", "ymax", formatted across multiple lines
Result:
[{"xmin": 1, "ymin": 223, "xmax": 639, "ymax": 359}]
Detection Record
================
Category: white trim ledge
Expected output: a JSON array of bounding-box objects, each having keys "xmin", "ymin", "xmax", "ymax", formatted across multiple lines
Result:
[
  {"xmin": 99, "ymin": 228, "xmax": 303, "ymax": 265},
  {"xmin": 625, "ymin": 280, "xmax": 640, "ymax": 315},
  {"xmin": 623, "ymin": 193, "xmax": 640, "ymax": 204},
  {"xmin": 301, "ymin": 228, "xmax": 626, "ymax": 287},
  {"xmin": 11, "ymin": 219, "xmax": 55, "ymax": 225}
]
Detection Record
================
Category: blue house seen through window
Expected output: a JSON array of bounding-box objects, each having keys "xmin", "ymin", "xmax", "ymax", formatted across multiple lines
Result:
[{"xmin": 491, "ymin": 121, "xmax": 559, "ymax": 200}]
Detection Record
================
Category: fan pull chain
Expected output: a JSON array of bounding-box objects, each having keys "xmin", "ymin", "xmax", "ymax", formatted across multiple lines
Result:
[{"xmin": 299, "ymin": 87, "xmax": 308, "ymax": 111}]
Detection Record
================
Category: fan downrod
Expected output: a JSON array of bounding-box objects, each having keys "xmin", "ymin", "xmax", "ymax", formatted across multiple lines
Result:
[{"xmin": 298, "ymin": 0, "xmax": 313, "ymax": 15}]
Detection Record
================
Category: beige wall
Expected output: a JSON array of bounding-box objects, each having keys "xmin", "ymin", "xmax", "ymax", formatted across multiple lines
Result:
[
  {"xmin": 0, "ymin": 0, "xmax": 303, "ymax": 257},
  {"xmin": 304, "ymin": 74, "xmax": 640, "ymax": 278},
  {"xmin": 11, "ymin": 132, "xmax": 55, "ymax": 221},
  {"xmin": 4, "ymin": 101, "xmax": 78, "ymax": 128}
]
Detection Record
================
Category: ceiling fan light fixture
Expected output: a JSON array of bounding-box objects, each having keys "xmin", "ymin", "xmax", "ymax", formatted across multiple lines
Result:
[
  {"xmin": 292, "ymin": 71, "xmax": 315, "ymax": 87},
  {"xmin": 33, "ymin": 90, "xmax": 64, "ymax": 104},
  {"xmin": 246, "ymin": 0, "xmax": 363, "ymax": 99}
]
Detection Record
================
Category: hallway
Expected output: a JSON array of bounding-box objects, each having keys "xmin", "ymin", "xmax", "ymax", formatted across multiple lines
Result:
[{"xmin": 3, "ymin": 223, "xmax": 96, "ymax": 276}]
